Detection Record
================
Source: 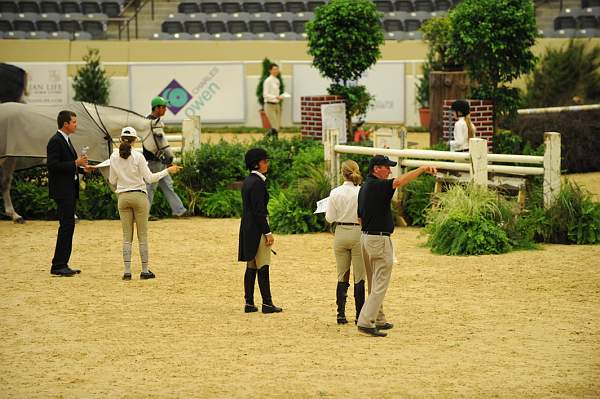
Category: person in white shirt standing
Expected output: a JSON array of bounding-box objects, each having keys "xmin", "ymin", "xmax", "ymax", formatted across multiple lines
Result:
[
  {"xmin": 109, "ymin": 127, "xmax": 181, "ymax": 281},
  {"xmin": 262, "ymin": 63, "xmax": 283, "ymax": 132},
  {"xmin": 325, "ymin": 160, "xmax": 366, "ymax": 325},
  {"xmin": 449, "ymin": 100, "xmax": 476, "ymax": 152}
]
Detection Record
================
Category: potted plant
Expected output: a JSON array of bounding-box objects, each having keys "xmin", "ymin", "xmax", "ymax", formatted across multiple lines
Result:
[
  {"xmin": 256, "ymin": 57, "xmax": 285, "ymax": 129},
  {"xmin": 415, "ymin": 61, "xmax": 430, "ymax": 128}
]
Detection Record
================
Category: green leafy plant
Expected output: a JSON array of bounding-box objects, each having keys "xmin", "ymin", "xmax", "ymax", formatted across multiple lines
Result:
[
  {"xmin": 268, "ymin": 190, "xmax": 324, "ymax": 234},
  {"xmin": 402, "ymin": 174, "xmax": 435, "ymax": 226},
  {"xmin": 449, "ymin": 0, "xmax": 537, "ymax": 120},
  {"xmin": 524, "ymin": 40, "xmax": 600, "ymax": 108},
  {"xmin": 415, "ymin": 61, "xmax": 430, "ymax": 109},
  {"xmin": 306, "ymin": 0, "xmax": 384, "ymax": 136},
  {"xmin": 421, "ymin": 16, "xmax": 457, "ymax": 70},
  {"xmin": 256, "ymin": 57, "xmax": 285, "ymax": 110},
  {"xmin": 72, "ymin": 48, "xmax": 110, "ymax": 105},
  {"xmin": 200, "ymin": 190, "xmax": 242, "ymax": 218}
]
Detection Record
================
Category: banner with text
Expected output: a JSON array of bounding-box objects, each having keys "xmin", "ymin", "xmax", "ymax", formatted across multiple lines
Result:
[
  {"xmin": 292, "ymin": 63, "xmax": 405, "ymax": 123},
  {"xmin": 14, "ymin": 63, "xmax": 68, "ymax": 105},
  {"xmin": 129, "ymin": 63, "xmax": 245, "ymax": 123}
]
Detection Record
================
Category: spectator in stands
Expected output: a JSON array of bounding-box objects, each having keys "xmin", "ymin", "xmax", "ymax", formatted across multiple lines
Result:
[
  {"xmin": 144, "ymin": 96, "xmax": 188, "ymax": 220},
  {"xmin": 325, "ymin": 160, "xmax": 366, "ymax": 325},
  {"xmin": 109, "ymin": 127, "xmax": 181, "ymax": 280},
  {"xmin": 262, "ymin": 63, "xmax": 283, "ymax": 133},
  {"xmin": 449, "ymin": 100, "xmax": 476, "ymax": 152}
]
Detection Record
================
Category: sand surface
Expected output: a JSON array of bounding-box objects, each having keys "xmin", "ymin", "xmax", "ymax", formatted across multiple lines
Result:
[{"xmin": 0, "ymin": 218, "xmax": 599, "ymax": 398}]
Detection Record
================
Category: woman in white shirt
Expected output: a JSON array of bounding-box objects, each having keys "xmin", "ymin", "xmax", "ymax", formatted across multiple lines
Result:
[
  {"xmin": 449, "ymin": 100, "xmax": 476, "ymax": 152},
  {"xmin": 109, "ymin": 127, "xmax": 181, "ymax": 281},
  {"xmin": 325, "ymin": 160, "xmax": 366, "ymax": 325}
]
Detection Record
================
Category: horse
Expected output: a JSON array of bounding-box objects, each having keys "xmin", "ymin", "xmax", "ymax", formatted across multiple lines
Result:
[{"xmin": 0, "ymin": 102, "xmax": 174, "ymax": 223}]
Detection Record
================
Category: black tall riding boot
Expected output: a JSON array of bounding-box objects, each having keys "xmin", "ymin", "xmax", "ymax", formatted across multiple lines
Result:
[
  {"xmin": 257, "ymin": 265, "xmax": 282, "ymax": 313},
  {"xmin": 244, "ymin": 267, "xmax": 258, "ymax": 313},
  {"xmin": 354, "ymin": 280, "xmax": 365, "ymax": 325},
  {"xmin": 336, "ymin": 281, "xmax": 350, "ymax": 324}
]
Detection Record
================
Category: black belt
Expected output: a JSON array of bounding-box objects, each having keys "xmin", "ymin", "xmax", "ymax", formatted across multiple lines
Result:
[
  {"xmin": 124, "ymin": 189, "xmax": 145, "ymax": 193},
  {"xmin": 363, "ymin": 231, "xmax": 391, "ymax": 236},
  {"xmin": 337, "ymin": 222, "xmax": 360, "ymax": 226}
]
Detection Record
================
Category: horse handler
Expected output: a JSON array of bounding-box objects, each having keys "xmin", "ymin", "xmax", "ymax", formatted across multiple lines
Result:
[
  {"xmin": 357, "ymin": 155, "xmax": 436, "ymax": 337},
  {"xmin": 238, "ymin": 148, "xmax": 282, "ymax": 314}
]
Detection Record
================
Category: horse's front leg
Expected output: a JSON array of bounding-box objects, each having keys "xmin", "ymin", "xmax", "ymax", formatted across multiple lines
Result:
[{"xmin": 0, "ymin": 158, "xmax": 25, "ymax": 224}]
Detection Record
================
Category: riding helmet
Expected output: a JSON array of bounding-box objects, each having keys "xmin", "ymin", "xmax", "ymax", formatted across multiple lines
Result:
[
  {"xmin": 450, "ymin": 100, "xmax": 470, "ymax": 116},
  {"xmin": 120, "ymin": 126, "xmax": 138, "ymax": 139},
  {"xmin": 245, "ymin": 148, "xmax": 268, "ymax": 170},
  {"xmin": 151, "ymin": 96, "xmax": 169, "ymax": 108}
]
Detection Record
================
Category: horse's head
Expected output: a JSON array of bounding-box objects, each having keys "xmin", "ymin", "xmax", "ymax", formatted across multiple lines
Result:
[{"xmin": 141, "ymin": 121, "xmax": 174, "ymax": 165}]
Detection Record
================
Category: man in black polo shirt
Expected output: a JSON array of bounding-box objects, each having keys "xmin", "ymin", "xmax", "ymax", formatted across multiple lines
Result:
[{"xmin": 357, "ymin": 155, "xmax": 436, "ymax": 337}]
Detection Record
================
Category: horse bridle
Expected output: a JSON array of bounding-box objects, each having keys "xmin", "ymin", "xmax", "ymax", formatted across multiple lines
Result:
[{"xmin": 84, "ymin": 103, "xmax": 171, "ymax": 163}]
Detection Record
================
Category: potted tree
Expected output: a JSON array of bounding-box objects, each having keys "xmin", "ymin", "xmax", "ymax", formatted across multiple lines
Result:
[
  {"xmin": 306, "ymin": 0, "xmax": 383, "ymax": 140},
  {"xmin": 256, "ymin": 57, "xmax": 285, "ymax": 129},
  {"xmin": 416, "ymin": 61, "xmax": 430, "ymax": 128},
  {"xmin": 72, "ymin": 48, "xmax": 110, "ymax": 105}
]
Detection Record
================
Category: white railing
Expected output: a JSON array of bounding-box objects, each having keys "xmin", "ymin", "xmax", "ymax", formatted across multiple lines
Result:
[{"xmin": 324, "ymin": 129, "xmax": 561, "ymax": 208}]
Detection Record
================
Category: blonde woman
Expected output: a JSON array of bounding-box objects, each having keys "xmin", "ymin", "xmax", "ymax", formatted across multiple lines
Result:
[
  {"xmin": 109, "ymin": 127, "xmax": 181, "ymax": 280},
  {"xmin": 325, "ymin": 160, "xmax": 366, "ymax": 324},
  {"xmin": 449, "ymin": 100, "xmax": 476, "ymax": 152}
]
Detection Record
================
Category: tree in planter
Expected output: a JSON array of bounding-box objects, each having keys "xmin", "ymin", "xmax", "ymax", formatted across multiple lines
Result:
[
  {"xmin": 415, "ymin": 61, "xmax": 431, "ymax": 128},
  {"xmin": 306, "ymin": 0, "xmax": 384, "ymax": 139},
  {"xmin": 72, "ymin": 48, "xmax": 110, "ymax": 105},
  {"xmin": 255, "ymin": 57, "xmax": 285, "ymax": 129},
  {"xmin": 449, "ymin": 0, "xmax": 537, "ymax": 122}
]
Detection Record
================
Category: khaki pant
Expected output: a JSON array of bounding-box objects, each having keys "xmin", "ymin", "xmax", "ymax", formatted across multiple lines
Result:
[
  {"xmin": 333, "ymin": 225, "xmax": 366, "ymax": 283},
  {"xmin": 264, "ymin": 102, "xmax": 281, "ymax": 130},
  {"xmin": 357, "ymin": 234, "xmax": 393, "ymax": 328},
  {"xmin": 247, "ymin": 235, "xmax": 272, "ymax": 269},
  {"xmin": 117, "ymin": 191, "xmax": 150, "ymax": 244}
]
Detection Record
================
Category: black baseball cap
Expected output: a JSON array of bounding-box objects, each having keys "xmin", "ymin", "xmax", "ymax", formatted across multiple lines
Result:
[{"xmin": 369, "ymin": 155, "xmax": 397, "ymax": 171}]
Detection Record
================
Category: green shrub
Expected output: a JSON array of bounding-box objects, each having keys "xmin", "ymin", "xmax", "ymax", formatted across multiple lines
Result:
[
  {"xmin": 78, "ymin": 176, "xmax": 119, "ymax": 219},
  {"xmin": 199, "ymin": 190, "xmax": 242, "ymax": 218},
  {"xmin": 268, "ymin": 190, "xmax": 325, "ymax": 234},
  {"xmin": 493, "ymin": 129, "xmax": 522, "ymax": 155},
  {"xmin": 402, "ymin": 174, "xmax": 435, "ymax": 226},
  {"xmin": 3, "ymin": 179, "xmax": 57, "ymax": 220}
]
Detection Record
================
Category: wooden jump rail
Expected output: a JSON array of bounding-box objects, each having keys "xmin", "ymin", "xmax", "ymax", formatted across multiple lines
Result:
[{"xmin": 324, "ymin": 129, "xmax": 561, "ymax": 208}]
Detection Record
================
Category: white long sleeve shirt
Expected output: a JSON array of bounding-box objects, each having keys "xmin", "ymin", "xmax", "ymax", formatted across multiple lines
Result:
[
  {"xmin": 109, "ymin": 150, "xmax": 169, "ymax": 194},
  {"xmin": 325, "ymin": 181, "xmax": 361, "ymax": 224},
  {"xmin": 449, "ymin": 117, "xmax": 472, "ymax": 152},
  {"xmin": 263, "ymin": 75, "xmax": 280, "ymax": 104}
]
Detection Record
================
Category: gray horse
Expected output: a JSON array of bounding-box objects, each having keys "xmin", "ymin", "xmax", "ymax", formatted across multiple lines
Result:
[{"xmin": 0, "ymin": 102, "xmax": 174, "ymax": 223}]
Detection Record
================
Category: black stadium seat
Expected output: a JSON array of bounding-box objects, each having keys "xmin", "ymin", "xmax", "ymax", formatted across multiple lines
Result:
[
  {"xmin": 0, "ymin": 1, "xmax": 17, "ymax": 13},
  {"xmin": 101, "ymin": 0, "xmax": 121, "ymax": 17},
  {"xmin": 13, "ymin": 14, "xmax": 37, "ymax": 32},
  {"xmin": 162, "ymin": 20, "xmax": 183, "ymax": 33},
  {"xmin": 184, "ymin": 19, "xmax": 205, "ymax": 33},
  {"xmin": 82, "ymin": 20, "xmax": 105, "ymax": 38},
  {"xmin": 286, "ymin": 1, "xmax": 306, "ymax": 13},
  {"xmin": 414, "ymin": 0, "xmax": 434, "ymax": 11},
  {"xmin": 81, "ymin": 1, "xmax": 102, "ymax": 14},
  {"xmin": 394, "ymin": 0, "xmax": 413, "ymax": 11},
  {"xmin": 554, "ymin": 15, "xmax": 577, "ymax": 30},
  {"xmin": 19, "ymin": 1, "xmax": 41, "ymax": 13},
  {"xmin": 383, "ymin": 18, "xmax": 403, "ymax": 32},
  {"xmin": 404, "ymin": 18, "xmax": 421, "ymax": 31},
  {"xmin": 0, "ymin": 17, "xmax": 12, "ymax": 31},
  {"xmin": 221, "ymin": 1, "xmax": 242, "ymax": 13},
  {"xmin": 270, "ymin": 19, "xmax": 291, "ymax": 34},
  {"xmin": 264, "ymin": 0, "xmax": 285, "ymax": 13},
  {"xmin": 59, "ymin": 18, "xmax": 81, "ymax": 32},
  {"xmin": 242, "ymin": 1, "xmax": 263, "ymax": 13},
  {"xmin": 41, "ymin": 0, "xmax": 60, "ymax": 13},
  {"xmin": 178, "ymin": 2, "xmax": 199, "ymax": 13},
  {"xmin": 374, "ymin": 0, "xmax": 393, "ymax": 12},
  {"xmin": 206, "ymin": 19, "xmax": 227, "ymax": 33},
  {"xmin": 200, "ymin": 1, "xmax": 220, "ymax": 13},
  {"xmin": 227, "ymin": 19, "xmax": 248, "ymax": 33},
  {"xmin": 435, "ymin": 0, "xmax": 452, "ymax": 10},
  {"xmin": 36, "ymin": 13, "xmax": 60, "ymax": 32},
  {"xmin": 61, "ymin": 1, "xmax": 81, "ymax": 13},
  {"xmin": 249, "ymin": 19, "xmax": 269, "ymax": 33},
  {"xmin": 578, "ymin": 15, "xmax": 599, "ymax": 28},
  {"xmin": 292, "ymin": 19, "xmax": 307, "ymax": 33},
  {"xmin": 306, "ymin": 1, "xmax": 324, "ymax": 11}
]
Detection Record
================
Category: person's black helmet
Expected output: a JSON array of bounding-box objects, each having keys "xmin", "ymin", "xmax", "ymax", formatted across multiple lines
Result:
[
  {"xmin": 245, "ymin": 148, "xmax": 268, "ymax": 170},
  {"xmin": 450, "ymin": 100, "xmax": 470, "ymax": 116}
]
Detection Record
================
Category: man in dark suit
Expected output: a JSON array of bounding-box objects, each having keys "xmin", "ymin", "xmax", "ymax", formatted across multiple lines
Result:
[
  {"xmin": 238, "ymin": 148, "xmax": 282, "ymax": 314},
  {"xmin": 47, "ymin": 110, "xmax": 89, "ymax": 277}
]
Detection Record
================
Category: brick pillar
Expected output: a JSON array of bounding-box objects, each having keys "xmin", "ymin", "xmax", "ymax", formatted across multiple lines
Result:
[
  {"xmin": 443, "ymin": 99, "xmax": 495, "ymax": 148},
  {"xmin": 300, "ymin": 95, "xmax": 345, "ymax": 140}
]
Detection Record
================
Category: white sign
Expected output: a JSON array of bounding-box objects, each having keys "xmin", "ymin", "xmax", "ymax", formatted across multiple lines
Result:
[
  {"xmin": 292, "ymin": 63, "xmax": 405, "ymax": 123},
  {"xmin": 321, "ymin": 103, "xmax": 347, "ymax": 144},
  {"xmin": 14, "ymin": 63, "xmax": 68, "ymax": 105},
  {"xmin": 129, "ymin": 63, "xmax": 246, "ymax": 123}
]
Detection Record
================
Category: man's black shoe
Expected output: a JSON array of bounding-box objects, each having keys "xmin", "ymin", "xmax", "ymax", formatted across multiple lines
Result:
[
  {"xmin": 376, "ymin": 323, "xmax": 394, "ymax": 330},
  {"xmin": 244, "ymin": 304, "xmax": 258, "ymax": 313},
  {"xmin": 51, "ymin": 268, "xmax": 75, "ymax": 277},
  {"xmin": 358, "ymin": 326, "xmax": 387, "ymax": 337},
  {"xmin": 68, "ymin": 268, "xmax": 81, "ymax": 274},
  {"xmin": 262, "ymin": 303, "xmax": 282, "ymax": 313},
  {"xmin": 140, "ymin": 270, "xmax": 156, "ymax": 280}
]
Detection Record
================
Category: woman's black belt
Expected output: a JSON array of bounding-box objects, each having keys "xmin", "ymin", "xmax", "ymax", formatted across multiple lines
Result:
[
  {"xmin": 337, "ymin": 222, "xmax": 360, "ymax": 226},
  {"xmin": 363, "ymin": 231, "xmax": 391, "ymax": 236},
  {"xmin": 124, "ymin": 189, "xmax": 145, "ymax": 193}
]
